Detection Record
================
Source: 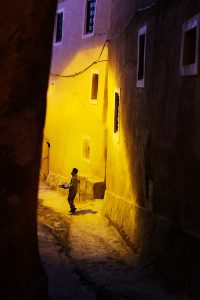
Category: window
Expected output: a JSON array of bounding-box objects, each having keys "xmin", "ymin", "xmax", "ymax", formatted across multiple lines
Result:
[
  {"xmin": 136, "ymin": 25, "xmax": 147, "ymax": 88},
  {"xmin": 183, "ymin": 28, "xmax": 197, "ymax": 65},
  {"xmin": 91, "ymin": 73, "xmax": 99, "ymax": 100},
  {"xmin": 114, "ymin": 91, "xmax": 120, "ymax": 133},
  {"xmin": 180, "ymin": 14, "xmax": 200, "ymax": 76},
  {"xmin": 54, "ymin": 10, "xmax": 64, "ymax": 44},
  {"xmin": 84, "ymin": 0, "xmax": 96, "ymax": 35},
  {"xmin": 83, "ymin": 138, "xmax": 90, "ymax": 161}
]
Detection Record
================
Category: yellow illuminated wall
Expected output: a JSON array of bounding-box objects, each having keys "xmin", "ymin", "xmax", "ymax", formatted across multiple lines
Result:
[
  {"xmin": 42, "ymin": 0, "xmax": 111, "ymax": 186},
  {"xmin": 45, "ymin": 49, "xmax": 108, "ymax": 179},
  {"xmin": 103, "ymin": 65, "xmax": 137, "ymax": 245}
]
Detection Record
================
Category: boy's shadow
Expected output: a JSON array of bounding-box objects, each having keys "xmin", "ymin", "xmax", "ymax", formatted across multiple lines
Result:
[{"xmin": 75, "ymin": 209, "xmax": 98, "ymax": 215}]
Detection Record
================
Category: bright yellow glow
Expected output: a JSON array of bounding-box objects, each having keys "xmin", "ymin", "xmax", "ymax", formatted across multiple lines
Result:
[
  {"xmin": 41, "ymin": 44, "xmax": 138, "ymax": 245},
  {"xmin": 42, "ymin": 46, "xmax": 108, "ymax": 182},
  {"xmin": 39, "ymin": 0, "xmax": 138, "ymax": 250},
  {"xmin": 103, "ymin": 65, "xmax": 137, "ymax": 243}
]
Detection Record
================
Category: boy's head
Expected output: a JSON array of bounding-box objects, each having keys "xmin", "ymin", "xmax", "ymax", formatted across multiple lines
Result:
[{"xmin": 71, "ymin": 168, "xmax": 78, "ymax": 176}]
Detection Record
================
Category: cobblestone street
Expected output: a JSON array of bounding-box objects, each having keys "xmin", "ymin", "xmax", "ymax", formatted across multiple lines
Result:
[{"xmin": 38, "ymin": 183, "xmax": 191, "ymax": 300}]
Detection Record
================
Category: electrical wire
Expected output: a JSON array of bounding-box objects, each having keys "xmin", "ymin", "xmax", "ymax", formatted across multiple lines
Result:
[
  {"xmin": 50, "ymin": 0, "xmax": 159, "ymax": 78},
  {"xmin": 51, "ymin": 59, "xmax": 108, "ymax": 78},
  {"xmin": 108, "ymin": 0, "xmax": 159, "ymax": 41},
  {"xmin": 50, "ymin": 0, "xmax": 160, "ymax": 176}
]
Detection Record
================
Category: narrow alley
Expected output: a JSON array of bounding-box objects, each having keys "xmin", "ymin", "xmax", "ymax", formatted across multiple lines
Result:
[
  {"xmin": 1, "ymin": 1, "xmax": 200, "ymax": 299},
  {"xmin": 38, "ymin": 183, "xmax": 191, "ymax": 300}
]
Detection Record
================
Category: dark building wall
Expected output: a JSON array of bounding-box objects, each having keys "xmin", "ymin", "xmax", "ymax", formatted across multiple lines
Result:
[
  {"xmin": 0, "ymin": 1, "xmax": 57, "ymax": 299},
  {"xmin": 149, "ymin": 2, "xmax": 200, "ymax": 296},
  {"xmin": 106, "ymin": 0, "xmax": 200, "ymax": 296},
  {"xmin": 151, "ymin": 0, "xmax": 200, "ymax": 234}
]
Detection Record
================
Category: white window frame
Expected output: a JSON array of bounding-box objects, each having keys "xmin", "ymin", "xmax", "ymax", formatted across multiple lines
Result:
[
  {"xmin": 54, "ymin": 8, "xmax": 64, "ymax": 46},
  {"xmin": 136, "ymin": 24, "xmax": 147, "ymax": 88},
  {"xmin": 90, "ymin": 70, "xmax": 99, "ymax": 104},
  {"xmin": 180, "ymin": 14, "xmax": 200, "ymax": 76},
  {"xmin": 82, "ymin": 0, "xmax": 97, "ymax": 38}
]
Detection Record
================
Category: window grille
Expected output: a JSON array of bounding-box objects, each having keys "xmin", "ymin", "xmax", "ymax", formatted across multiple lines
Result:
[{"xmin": 85, "ymin": 0, "xmax": 96, "ymax": 34}]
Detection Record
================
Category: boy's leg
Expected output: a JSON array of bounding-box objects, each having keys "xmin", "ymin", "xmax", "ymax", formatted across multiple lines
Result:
[{"xmin": 68, "ymin": 192, "xmax": 76, "ymax": 211}]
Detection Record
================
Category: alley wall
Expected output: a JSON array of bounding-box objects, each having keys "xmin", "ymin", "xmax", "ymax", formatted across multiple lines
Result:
[
  {"xmin": 43, "ymin": 0, "xmax": 112, "ymax": 199},
  {"xmin": 104, "ymin": 0, "xmax": 200, "ymax": 297}
]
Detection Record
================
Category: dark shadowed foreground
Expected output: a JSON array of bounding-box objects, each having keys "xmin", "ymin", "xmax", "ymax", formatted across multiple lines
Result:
[
  {"xmin": 38, "ymin": 184, "xmax": 191, "ymax": 300},
  {"xmin": 0, "ymin": 1, "xmax": 57, "ymax": 298}
]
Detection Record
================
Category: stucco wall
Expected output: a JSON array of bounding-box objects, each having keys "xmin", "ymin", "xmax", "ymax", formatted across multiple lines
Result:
[
  {"xmin": 104, "ymin": 0, "xmax": 200, "ymax": 296},
  {"xmin": 43, "ymin": 0, "xmax": 112, "ymax": 188}
]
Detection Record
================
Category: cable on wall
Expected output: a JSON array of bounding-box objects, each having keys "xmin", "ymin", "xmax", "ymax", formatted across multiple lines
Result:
[
  {"xmin": 50, "ymin": 0, "xmax": 159, "ymax": 78},
  {"xmin": 51, "ymin": 59, "xmax": 108, "ymax": 78}
]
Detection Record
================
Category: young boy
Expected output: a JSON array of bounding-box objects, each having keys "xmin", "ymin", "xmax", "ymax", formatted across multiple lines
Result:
[
  {"xmin": 60, "ymin": 168, "xmax": 79, "ymax": 213},
  {"xmin": 67, "ymin": 168, "xmax": 79, "ymax": 213}
]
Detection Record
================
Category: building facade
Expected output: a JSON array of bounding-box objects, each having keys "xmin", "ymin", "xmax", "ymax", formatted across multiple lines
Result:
[
  {"xmin": 43, "ymin": 0, "xmax": 112, "ymax": 199},
  {"xmin": 44, "ymin": 0, "xmax": 200, "ymax": 296},
  {"xmin": 104, "ymin": 0, "xmax": 200, "ymax": 297}
]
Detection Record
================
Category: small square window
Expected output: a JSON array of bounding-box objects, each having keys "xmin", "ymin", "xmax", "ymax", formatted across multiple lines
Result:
[
  {"xmin": 136, "ymin": 25, "xmax": 147, "ymax": 88},
  {"xmin": 83, "ymin": 139, "xmax": 90, "ymax": 161},
  {"xmin": 54, "ymin": 10, "xmax": 64, "ymax": 44},
  {"xmin": 84, "ymin": 0, "xmax": 96, "ymax": 35},
  {"xmin": 180, "ymin": 14, "xmax": 200, "ymax": 76},
  {"xmin": 91, "ymin": 73, "xmax": 99, "ymax": 100},
  {"xmin": 114, "ymin": 91, "xmax": 120, "ymax": 133}
]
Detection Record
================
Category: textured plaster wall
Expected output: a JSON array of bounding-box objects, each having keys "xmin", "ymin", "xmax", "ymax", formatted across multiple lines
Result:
[
  {"xmin": 47, "ymin": 171, "xmax": 105, "ymax": 201},
  {"xmin": 104, "ymin": 0, "xmax": 200, "ymax": 297},
  {"xmin": 0, "ymin": 1, "xmax": 57, "ymax": 298},
  {"xmin": 43, "ymin": 0, "xmax": 112, "ymax": 188}
]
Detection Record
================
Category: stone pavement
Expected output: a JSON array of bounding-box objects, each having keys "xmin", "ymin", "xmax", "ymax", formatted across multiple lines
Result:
[
  {"xmin": 38, "ymin": 222, "xmax": 96, "ymax": 300},
  {"xmin": 38, "ymin": 182, "xmax": 192, "ymax": 300}
]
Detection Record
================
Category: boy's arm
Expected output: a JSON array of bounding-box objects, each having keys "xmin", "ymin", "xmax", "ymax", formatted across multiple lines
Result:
[
  {"xmin": 68, "ymin": 177, "xmax": 78, "ymax": 189},
  {"xmin": 67, "ymin": 178, "xmax": 75, "ymax": 189},
  {"xmin": 59, "ymin": 182, "xmax": 70, "ymax": 189}
]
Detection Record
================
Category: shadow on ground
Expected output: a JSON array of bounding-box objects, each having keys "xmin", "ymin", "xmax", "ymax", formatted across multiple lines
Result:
[{"xmin": 73, "ymin": 209, "xmax": 98, "ymax": 215}]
